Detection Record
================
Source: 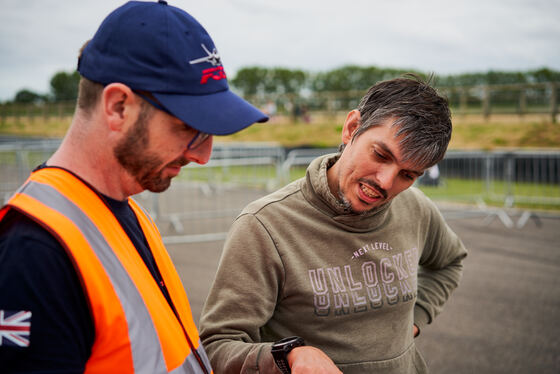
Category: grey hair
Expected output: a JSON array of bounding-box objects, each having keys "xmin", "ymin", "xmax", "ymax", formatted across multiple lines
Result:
[{"xmin": 340, "ymin": 74, "xmax": 452, "ymax": 169}]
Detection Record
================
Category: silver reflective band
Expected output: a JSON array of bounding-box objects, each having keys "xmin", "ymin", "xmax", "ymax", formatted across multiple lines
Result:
[{"xmin": 170, "ymin": 343, "xmax": 211, "ymax": 374}]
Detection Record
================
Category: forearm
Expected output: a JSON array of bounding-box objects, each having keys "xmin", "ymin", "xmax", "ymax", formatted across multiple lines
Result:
[
  {"xmin": 200, "ymin": 273, "xmax": 281, "ymax": 373},
  {"xmin": 200, "ymin": 214, "xmax": 285, "ymax": 373},
  {"xmin": 203, "ymin": 339, "xmax": 278, "ymax": 374},
  {"xmin": 416, "ymin": 248, "xmax": 466, "ymax": 327}
]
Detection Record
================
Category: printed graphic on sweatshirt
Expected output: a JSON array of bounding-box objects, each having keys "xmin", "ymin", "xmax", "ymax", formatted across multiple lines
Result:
[{"xmin": 308, "ymin": 243, "xmax": 418, "ymax": 317}]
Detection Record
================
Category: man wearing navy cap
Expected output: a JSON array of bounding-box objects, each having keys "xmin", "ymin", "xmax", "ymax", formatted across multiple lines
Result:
[{"xmin": 0, "ymin": 1, "xmax": 267, "ymax": 373}]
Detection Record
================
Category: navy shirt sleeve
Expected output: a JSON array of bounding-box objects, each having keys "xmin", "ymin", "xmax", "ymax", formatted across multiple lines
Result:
[{"xmin": 0, "ymin": 210, "xmax": 94, "ymax": 373}]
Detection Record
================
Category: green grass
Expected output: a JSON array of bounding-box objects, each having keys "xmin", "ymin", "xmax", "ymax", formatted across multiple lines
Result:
[
  {"xmin": 1, "ymin": 113, "xmax": 558, "ymax": 211},
  {"xmin": 179, "ymin": 164, "xmax": 282, "ymax": 189},
  {"xmin": 223, "ymin": 114, "xmax": 560, "ymax": 150},
  {"xmin": 177, "ymin": 164, "xmax": 560, "ymax": 212},
  {"xmin": 1, "ymin": 112, "xmax": 559, "ymax": 150},
  {"xmin": 419, "ymin": 178, "xmax": 560, "ymax": 211}
]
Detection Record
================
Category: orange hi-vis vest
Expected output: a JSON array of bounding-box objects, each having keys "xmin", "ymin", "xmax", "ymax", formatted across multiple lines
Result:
[{"xmin": 0, "ymin": 167, "xmax": 213, "ymax": 374}]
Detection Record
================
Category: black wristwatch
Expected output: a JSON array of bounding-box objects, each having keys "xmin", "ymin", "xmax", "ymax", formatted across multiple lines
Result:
[{"xmin": 271, "ymin": 336, "xmax": 306, "ymax": 374}]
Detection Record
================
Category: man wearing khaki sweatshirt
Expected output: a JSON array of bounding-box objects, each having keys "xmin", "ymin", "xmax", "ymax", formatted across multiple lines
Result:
[{"xmin": 199, "ymin": 75, "xmax": 467, "ymax": 374}]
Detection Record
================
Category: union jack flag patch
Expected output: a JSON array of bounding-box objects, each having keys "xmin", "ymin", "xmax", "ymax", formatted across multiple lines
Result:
[{"xmin": 0, "ymin": 310, "xmax": 31, "ymax": 347}]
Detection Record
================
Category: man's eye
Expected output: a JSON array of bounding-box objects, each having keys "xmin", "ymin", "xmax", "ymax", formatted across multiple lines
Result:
[
  {"xmin": 402, "ymin": 172, "xmax": 415, "ymax": 180},
  {"xmin": 375, "ymin": 151, "xmax": 388, "ymax": 160}
]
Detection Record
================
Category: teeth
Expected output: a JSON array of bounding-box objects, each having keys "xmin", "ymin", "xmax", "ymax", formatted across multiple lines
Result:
[{"xmin": 361, "ymin": 184, "xmax": 380, "ymax": 199}]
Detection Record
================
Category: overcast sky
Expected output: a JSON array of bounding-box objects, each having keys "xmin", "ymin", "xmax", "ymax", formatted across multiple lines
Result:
[{"xmin": 1, "ymin": 0, "xmax": 559, "ymax": 101}]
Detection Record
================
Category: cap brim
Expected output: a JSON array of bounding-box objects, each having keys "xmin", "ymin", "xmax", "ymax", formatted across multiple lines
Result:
[{"xmin": 153, "ymin": 90, "xmax": 268, "ymax": 136}]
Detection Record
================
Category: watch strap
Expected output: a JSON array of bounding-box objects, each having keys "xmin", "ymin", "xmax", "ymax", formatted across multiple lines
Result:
[{"xmin": 271, "ymin": 336, "xmax": 305, "ymax": 374}]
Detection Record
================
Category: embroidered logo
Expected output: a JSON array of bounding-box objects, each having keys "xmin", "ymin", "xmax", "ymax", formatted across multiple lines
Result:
[
  {"xmin": 189, "ymin": 44, "xmax": 227, "ymax": 84},
  {"xmin": 0, "ymin": 310, "xmax": 32, "ymax": 347},
  {"xmin": 201, "ymin": 67, "xmax": 227, "ymax": 84},
  {"xmin": 189, "ymin": 44, "xmax": 222, "ymax": 66}
]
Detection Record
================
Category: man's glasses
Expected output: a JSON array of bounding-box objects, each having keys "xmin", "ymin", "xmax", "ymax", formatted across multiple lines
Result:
[
  {"xmin": 187, "ymin": 131, "xmax": 211, "ymax": 150},
  {"xmin": 134, "ymin": 90, "xmax": 211, "ymax": 150}
]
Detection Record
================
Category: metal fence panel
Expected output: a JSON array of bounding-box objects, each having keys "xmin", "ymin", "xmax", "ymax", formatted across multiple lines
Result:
[{"xmin": 0, "ymin": 140, "xmax": 558, "ymax": 240}]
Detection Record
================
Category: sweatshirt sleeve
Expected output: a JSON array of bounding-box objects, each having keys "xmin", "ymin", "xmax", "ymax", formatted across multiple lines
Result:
[
  {"xmin": 199, "ymin": 214, "xmax": 284, "ymax": 374},
  {"xmin": 414, "ymin": 198, "xmax": 468, "ymax": 331}
]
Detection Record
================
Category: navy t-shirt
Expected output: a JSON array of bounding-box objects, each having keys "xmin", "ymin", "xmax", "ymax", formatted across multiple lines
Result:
[{"xmin": 0, "ymin": 190, "xmax": 170, "ymax": 373}]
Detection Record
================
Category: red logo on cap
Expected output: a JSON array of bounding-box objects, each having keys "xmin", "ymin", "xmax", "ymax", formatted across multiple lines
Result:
[{"xmin": 200, "ymin": 66, "xmax": 227, "ymax": 84}]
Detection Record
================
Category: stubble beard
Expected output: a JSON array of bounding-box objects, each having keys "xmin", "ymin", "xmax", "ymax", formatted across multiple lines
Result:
[
  {"xmin": 114, "ymin": 105, "xmax": 177, "ymax": 193},
  {"xmin": 336, "ymin": 180, "xmax": 387, "ymax": 216},
  {"xmin": 337, "ymin": 191, "xmax": 375, "ymax": 216}
]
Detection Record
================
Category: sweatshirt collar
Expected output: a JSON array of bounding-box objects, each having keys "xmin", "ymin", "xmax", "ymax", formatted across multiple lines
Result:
[{"xmin": 301, "ymin": 153, "xmax": 392, "ymax": 231}]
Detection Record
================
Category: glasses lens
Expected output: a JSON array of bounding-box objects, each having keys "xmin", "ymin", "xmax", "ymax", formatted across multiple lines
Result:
[{"xmin": 187, "ymin": 131, "xmax": 211, "ymax": 150}]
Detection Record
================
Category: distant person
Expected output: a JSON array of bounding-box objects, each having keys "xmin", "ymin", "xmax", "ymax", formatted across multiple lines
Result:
[
  {"xmin": 292, "ymin": 102, "xmax": 302, "ymax": 122},
  {"xmin": 264, "ymin": 100, "xmax": 277, "ymax": 119},
  {"xmin": 291, "ymin": 101, "xmax": 311, "ymax": 124},
  {"xmin": 418, "ymin": 164, "xmax": 441, "ymax": 186},
  {"xmin": 0, "ymin": 1, "xmax": 266, "ymax": 372},
  {"xmin": 199, "ymin": 75, "xmax": 467, "ymax": 374},
  {"xmin": 301, "ymin": 103, "xmax": 311, "ymax": 123}
]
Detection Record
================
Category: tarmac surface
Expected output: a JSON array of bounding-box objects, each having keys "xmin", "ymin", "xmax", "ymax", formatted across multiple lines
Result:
[{"xmin": 161, "ymin": 204, "xmax": 560, "ymax": 374}]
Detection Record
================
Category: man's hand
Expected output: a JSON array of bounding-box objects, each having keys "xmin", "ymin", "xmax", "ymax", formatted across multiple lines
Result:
[{"xmin": 287, "ymin": 346, "xmax": 342, "ymax": 374}]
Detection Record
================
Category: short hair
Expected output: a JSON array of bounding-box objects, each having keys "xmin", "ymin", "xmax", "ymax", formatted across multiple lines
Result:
[
  {"xmin": 342, "ymin": 74, "xmax": 452, "ymax": 169},
  {"xmin": 76, "ymin": 40, "xmax": 103, "ymax": 114},
  {"xmin": 76, "ymin": 77, "xmax": 103, "ymax": 114}
]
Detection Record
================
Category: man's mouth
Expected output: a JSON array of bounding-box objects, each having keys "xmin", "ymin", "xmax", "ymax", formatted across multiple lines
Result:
[
  {"xmin": 168, "ymin": 157, "xmax": 189, "ymax": 170},
  {"xmin": 358, "ymin": 181, "xmax": 387, "ymax": 203},
  {"xmin": 360, "ymin": 183, "xmax": 381, "ymax": 199},
  {"xmin": 164, "ymin": 160, "xmax": 188, "ymax": 177}
]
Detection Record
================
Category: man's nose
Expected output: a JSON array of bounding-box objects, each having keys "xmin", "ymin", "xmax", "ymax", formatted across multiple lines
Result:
[
  {"xmin": 375, "ymin": 165, "xmax": 399, "ymax": 191},
  {"xmin": 184, "ymin": 135, "xmax": 213, "ymax": 165}
]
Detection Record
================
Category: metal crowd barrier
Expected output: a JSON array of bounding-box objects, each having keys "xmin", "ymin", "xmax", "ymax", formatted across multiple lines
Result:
[
  {"xmin": 0, "ymin": 139, "xmax": 558, "ymax": 242},
  {"xmin": 138, "ymin": 142, "xmax": 286, "ymax": 243},
  {"xmin": 417, "ymin": 150, "xmax": 560, "ymax": 228}
]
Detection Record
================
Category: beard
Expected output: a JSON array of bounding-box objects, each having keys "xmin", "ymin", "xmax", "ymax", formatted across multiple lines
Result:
[
  {"xmin": 336, "ymin": 191, "xmax": 381, "ymax": 216},
  {"xmin": 336, "ymin": 190, "xmax": 356, "ymax": 213},
  {"xmin": 113, "ymin": 104, "xmax": 186, "ymax": 193}
]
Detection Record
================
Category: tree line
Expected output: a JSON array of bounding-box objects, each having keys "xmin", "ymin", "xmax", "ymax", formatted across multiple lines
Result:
[
  {"xmin": 232, "ymin": 66, "xmax": 560, "ymax": 96},
  {"xmin": 6, "ymin": 65, "xmax": 560, "ymax": 104}
]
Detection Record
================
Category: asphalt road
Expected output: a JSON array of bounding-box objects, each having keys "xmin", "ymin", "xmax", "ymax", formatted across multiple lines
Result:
[
  {"xmin": 163, "ymin": 207, "xmax": 560, "ymax": 374},
  {"xmin": 414, "ymin": 212, "xmax": 560, "ymax": 374}
]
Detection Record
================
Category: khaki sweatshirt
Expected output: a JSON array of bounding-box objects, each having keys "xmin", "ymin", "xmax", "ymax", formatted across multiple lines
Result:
[{"xmin": 200, "ymin": 154, "xmax": 467, "ymax": 374}]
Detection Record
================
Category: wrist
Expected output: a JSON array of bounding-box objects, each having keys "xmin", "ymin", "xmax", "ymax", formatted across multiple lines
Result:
[
  {"xmin": 271, "ymin": 336, "xmax": 306, "ymax": 374},
  {"xmin": 287, "ymin": 345, "xmax": 307, "ymax": 367}
]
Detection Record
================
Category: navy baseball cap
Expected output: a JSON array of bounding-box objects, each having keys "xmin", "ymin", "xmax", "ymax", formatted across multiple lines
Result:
[{"xmin": 78, "ymin": 0, "xmax": 268, "ymax": 135}]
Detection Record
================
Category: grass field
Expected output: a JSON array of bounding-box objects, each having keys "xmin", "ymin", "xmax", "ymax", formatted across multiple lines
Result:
[
  {"xmin": 2, "ymin": 112, "xmax": 559, "ymax": 211},
  {"xmin": 1, "ymin": 112, "xmax": 559, "ymax": 150},
  {"xmin": 178, "ymin": 163, "xmax": 560, "ymax": 212},
  {"xmin": 217, "ymin": 113, "xmax": 560, "ymax": 150}
]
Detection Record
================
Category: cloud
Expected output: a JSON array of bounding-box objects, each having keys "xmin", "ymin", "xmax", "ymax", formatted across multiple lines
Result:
[{"xmin": 1, "ymin": 0, "xmax": 559, "ymax": 101}]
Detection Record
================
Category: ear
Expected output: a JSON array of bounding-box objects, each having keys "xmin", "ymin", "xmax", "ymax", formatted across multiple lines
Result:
[
  {"xmin": 341, "ymin": 109, "xmax": 361, "ymax": 145},
  {"xmin": 101, "ymin": 83, "xmax": 138, "ymax": 132}
]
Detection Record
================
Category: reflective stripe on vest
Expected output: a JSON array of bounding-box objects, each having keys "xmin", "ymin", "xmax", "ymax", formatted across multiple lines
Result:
[{"xmin": 1, "ymin": 168, "xmax": 212, "ymax": 374}]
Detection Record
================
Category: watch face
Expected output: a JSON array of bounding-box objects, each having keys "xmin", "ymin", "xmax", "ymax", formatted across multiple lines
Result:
[
  {"xmin": 272, "ymin": 336, "xmax": 305, "ymax": 352},
  {"xmin": 272, "ymin": 336, "xmax": 306, "ymax": 374}
]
